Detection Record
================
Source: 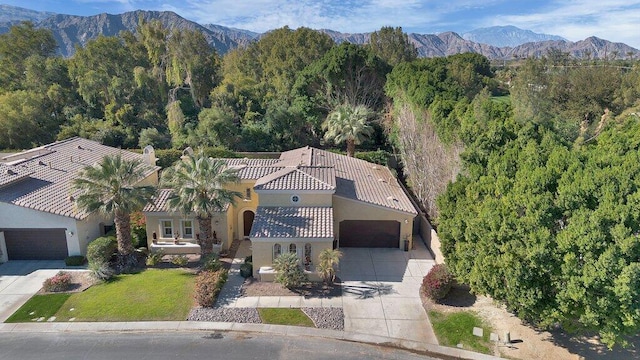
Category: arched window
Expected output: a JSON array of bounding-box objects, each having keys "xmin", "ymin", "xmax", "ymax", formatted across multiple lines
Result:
[
  {"xmin": 273, "ymin": 243, "xmax": 281, "ymax": 260},
  {"xmin": 304, "ymin": 243, "xmax": 312, "ymax": 270},
  {"xmin": 289, "ymin": 243, "xmax": 297, "ymax": 254}
]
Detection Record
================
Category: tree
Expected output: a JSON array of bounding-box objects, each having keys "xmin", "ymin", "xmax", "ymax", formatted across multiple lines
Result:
[
  {"xmin": 317, "ymin": 248, "xmax": 342, "ymax": 284},
  {"xmin": 161, "ymin": 152, "xmax": 241, "ymax": 257},
  {"xmin": 367, "ymin": 26, "xmax": 418, "ymax": 67},
  {"xmin": 323, "ymin": 103, "xmax": 374, "ymax": 157},
  {"xmin": 0, "ymin": 90, "xmax": 51, "ymax": 149},
  {"xmin": 73, "ymin": 155, "xmax": 156, "ymax": 269}
]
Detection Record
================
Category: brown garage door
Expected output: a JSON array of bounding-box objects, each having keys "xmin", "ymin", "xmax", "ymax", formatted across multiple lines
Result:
[
  {"xmin": 3, "ymin": 229, "xmax": 68, "ymax": 260},
  {"xmin": 339, "ymin": 220, "xmax": 400, "ymax": 248}
]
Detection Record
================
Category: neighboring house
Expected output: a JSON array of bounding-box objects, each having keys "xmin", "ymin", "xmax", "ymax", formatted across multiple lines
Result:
[
  {"xmin": 0, "ymin": 138, "xmax": 159, "ymax": 262},
  {"xmin": 144, "ymin": 146, "xmax": 417, "ymax": 280}
]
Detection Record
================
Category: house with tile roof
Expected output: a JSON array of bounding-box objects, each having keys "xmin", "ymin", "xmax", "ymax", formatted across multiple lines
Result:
[
  {"xmin": 0, "ymin": 138, "xmax": 159, "ymax": 262},
  {"xmin": 144, "ymin": 146, "xmax": 418, "ymax": 280}
]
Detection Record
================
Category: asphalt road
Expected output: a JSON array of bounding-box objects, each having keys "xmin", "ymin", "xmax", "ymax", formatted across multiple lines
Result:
[{"xmin": 0, "ymin": 331, "xmax": 439, "ymax": 360}]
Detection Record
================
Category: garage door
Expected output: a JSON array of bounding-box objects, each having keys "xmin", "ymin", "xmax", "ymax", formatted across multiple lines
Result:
[
  {"xmin": 339, "ymin": 220, "xmax": 400, "ymax": 248},
  {"xmin": 2, "ymin": 229, "xmax": 68, "ymax": 260}
]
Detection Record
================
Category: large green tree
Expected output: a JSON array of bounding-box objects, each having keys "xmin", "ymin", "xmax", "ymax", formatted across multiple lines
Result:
[
  {"xmin": 73, "ymin": 155, "xmax": 156, "ymax": 267},
  {"xmin": 367, "ymin": 26, "xmax": 417, "ymax": 66},
  {"xmin": 161, "ymin": 152, "xmax": 242, "ymax": 256},
  {"xmin": 323, "ymin": 103, "xmax": 374, "ymax": 157}
]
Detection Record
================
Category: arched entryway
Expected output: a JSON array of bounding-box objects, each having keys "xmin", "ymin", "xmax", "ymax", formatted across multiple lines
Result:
[{"xmin": 243, "ymin": 210, "xmax": 255, "ymax": 238}]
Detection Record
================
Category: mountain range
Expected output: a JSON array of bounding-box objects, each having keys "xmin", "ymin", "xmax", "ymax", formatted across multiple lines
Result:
[{"xmin": 1, "ymin": 5, "xmax": 638, "ymax": 60}]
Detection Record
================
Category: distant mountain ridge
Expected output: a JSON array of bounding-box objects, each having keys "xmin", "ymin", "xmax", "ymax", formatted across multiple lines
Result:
[
  {"xmin": 462, "ymin": 25, "xmax": 566, "ymax": 47},
  {"xmin": 0, "ymin": 5, "xmax": 638, "ymax": 60}
]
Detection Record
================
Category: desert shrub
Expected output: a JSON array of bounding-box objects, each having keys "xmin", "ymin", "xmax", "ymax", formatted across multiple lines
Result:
[
  {"xmin": 422, "ymin": 264, "xmax": 455, "ymax": 301},
  {"xmin": 273, "ymin": 252, "xmax": 307, "ymax": 288},
  {"xmin": 88, "ymin": 260, "xmax": 115, "ymax": 281},
  {"xmin": 64, "ymin": 255, "xmax": 86, "ymax": 266},
  {"xmin": 240, "ymin": 262, "xmax": 253, "ymax": 278},
  {"xmin": 200, "ymin": 253, "xmax": 222, "ymax": 271},
  {"xmin": 42, "ymin": 271, "xmax": 72, "ymax": 292},
  {"xmin": 171, "ymin": 255, "xmax": 189, "ymax": 267},
  {"xmin": 86, "ymin": 236, "xmax": 117, "ymax": 265},
  {"xmin": 317, "ymin": 248, "xmax": 342, "ymax": 284},
  {"xmin": 145, "ymin": 251, "xmax": 164, "ymax": 266},
  {"xmin": 194, "ymin": 269, "xmax": 228, "ymax": 307},
  {"xmin": 130, "ymin": 212, "xmax": 148, "ymax": 248}
]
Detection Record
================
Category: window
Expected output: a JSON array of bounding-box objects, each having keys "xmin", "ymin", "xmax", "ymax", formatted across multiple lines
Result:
[
  {"xmin": 304, "ymin": 243, "xmax": 312, "ymax": 270},
  {"xmin": 161, "ymin": 220, "xmax": 173, "ymax": 238},
  {"xmin": 289, "ymin": 243, "xmax": 297, "ymax": 254},
  {"xmin": 291, "ymin": 195, "xmax": 300, "ymax": 203},
  {"xmin": 273, "ymin": 243, "xmax": 281, "ymax": 260},
  {"xmin": 245, "ymin": 188, "xmax": 252, "ymax": 200},
  {"xmin": 181, "ymin": 220, "xmax": 193, "ymax": 239}
]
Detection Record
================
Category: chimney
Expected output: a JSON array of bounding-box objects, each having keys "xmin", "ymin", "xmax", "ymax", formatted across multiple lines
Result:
[{"xmin": 143, "ymin": 145, "xmax": 157, "ymax": 166}]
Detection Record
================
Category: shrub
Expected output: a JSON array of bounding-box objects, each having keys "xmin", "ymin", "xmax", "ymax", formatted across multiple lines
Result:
[
  {"xmin": 422, "ymin": 264, "xmax": 455, "ymax": 301},
  {"xmin": 64, "ymin": 255, "xmax": 86, "ymax": 266},
  {"xmin": 86, "ymin": 236, "xmax": 117, "ymax": 265},
  {"xmin": 240, "ymin": 262, "xmax": 253, "ymax": 278},
  {"xmin": 88, "ymin": 260, "xmax": 115, "ymax": 281},
  {"xmin": 171, "ymin": 255, "xmax": 189, "ymax": 267},
  {"xmin": 200, "ymin": 253, "xmax": 222, "ymax": 271},
  {"xmin": 42, "ymin": 271, "xmax": 72, "ymax": 292},
  {"xmin": 244, "ymin": 255, "xmax": 252, "ymax": 264},
  {"xmin": 273, "ymin": 252, "xmax": 307, "ymax": 288},
  {"xmin": 194, "ymin": 269, "xmax": 228, "ymax": 307},
  {"xmin": 146, "ymin": 251, "xmax": 165, "ymax": 266}
]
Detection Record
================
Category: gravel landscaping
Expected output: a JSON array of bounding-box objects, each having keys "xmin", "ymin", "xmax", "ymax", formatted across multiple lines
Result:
[
  {"xmin": 188, "ymin": 307, "xmax": 261, "ymax": 323},
  {"xmin": 188, "ymin": 307, "xmax": 344, "ymax": 330},
  {"xmin": 302, "ymin": 307, "xmax": 344, "ymax": 330}
]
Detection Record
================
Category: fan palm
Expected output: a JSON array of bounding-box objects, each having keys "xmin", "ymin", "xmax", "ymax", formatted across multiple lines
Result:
[
  {"xmin": 161, "ymin": 151, "xmax": 241, "ymax": 257},
  {"xmin": 317, "ymin": 248, "xmax": 343, "ymax": 284},
  {"xmin": 73, "ymin": 154, "xmax": 156, "ymax": 258},
  {"xmin": 323, "ymin": 103, "xmax": 374, "ymax": 157}
]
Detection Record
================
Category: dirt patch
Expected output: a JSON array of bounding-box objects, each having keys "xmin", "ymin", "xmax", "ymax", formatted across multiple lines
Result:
[
  {"xmin": 421, "ymin": 284, "xmax": 577, "ymax": 360},
  {"xmin": 38, "ymin": 271, "xmax": 97, "ymax": 295},
  {"xmin": 241, "ymin": 277, "xmax": 341, "ymax": 298}
]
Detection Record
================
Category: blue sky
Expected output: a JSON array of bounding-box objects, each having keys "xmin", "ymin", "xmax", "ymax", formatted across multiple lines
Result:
[{"xmin": 8, "ymin": 1, "xmax": 640, "ymax": 48}]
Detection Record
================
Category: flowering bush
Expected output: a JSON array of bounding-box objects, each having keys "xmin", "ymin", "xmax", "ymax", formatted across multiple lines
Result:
[
  {"xmin": 194, "ymin": 269, "xmax": 228, "ymax": 307},
  {"xmin": 42, "ymin": 271, "xmax": 72, "ymax": 292},
  {"xmin": 421, "ymin": 264, "xmax": 455, "ymax": 301}
]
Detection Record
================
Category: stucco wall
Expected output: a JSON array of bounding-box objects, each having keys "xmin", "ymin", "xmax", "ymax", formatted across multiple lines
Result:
[
  {"xmin": 144, "ymin": 212, "xmax": 229, "ymax": 250},
  {"xmin": 0, "ymin": 202, "xmax": 86, "ymax": 256},
  {"xmin": 228, "ymin": 181, "xmax": 259, "ymax": 240},
  {"xmin": 332, "ymin": 196, "xmax": 414, "ymax": 248},
  {"xmin": 250, "ymin": 238, "xmax": 333, "ymax": 280},
  {"xmin": 75, "ymin": 211, "xmax": 112, "ymax": 255},
  {"xmin": 255, "ymin": 192, "xmax": 333, "ymax": 207}
]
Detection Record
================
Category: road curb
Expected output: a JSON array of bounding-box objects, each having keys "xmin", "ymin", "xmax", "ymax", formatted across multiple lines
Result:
[{"xmin": 0, "ymin": 321, "xmax": 501, "ymax": 360}]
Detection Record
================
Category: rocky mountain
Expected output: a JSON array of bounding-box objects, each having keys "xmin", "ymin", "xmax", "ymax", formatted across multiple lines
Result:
[
  {"xmin": 462, "ymin": 25, "xmax": 565, "ymax": 47},
  {"xmin": 0, "ymin": 5, "xmax": 637, "ymax": 60}
]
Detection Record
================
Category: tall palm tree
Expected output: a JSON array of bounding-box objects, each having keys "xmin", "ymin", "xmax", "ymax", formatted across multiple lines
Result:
[
  {"xmin": 323, "ymin": 103, "xmax": 374, "ymax": 157},
  {"xmin": 73, "ymin": 155, "xmax": 156, "ymax": 260},
  {"xmin": 161, "ymin": 152, "xmax": 241, "ymax": 257}
]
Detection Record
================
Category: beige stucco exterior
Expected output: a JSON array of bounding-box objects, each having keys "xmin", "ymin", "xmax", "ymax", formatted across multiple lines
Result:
[
  {"xmin": 252, "ymin": 239, "xmax": 332, "ymax": 280},
  {"xmin": 144, "ymin": 211, "xmax": 229, "ymax": 250}
]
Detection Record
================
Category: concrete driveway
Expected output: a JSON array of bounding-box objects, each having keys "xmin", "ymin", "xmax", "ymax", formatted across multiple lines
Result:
[
  {"xmin": 338, "ymin": 239, "xmax": 438, "ymax": 344},
  {"xmin": 0, "ymin": 261, "xmax": 77, "ymax": 322}
]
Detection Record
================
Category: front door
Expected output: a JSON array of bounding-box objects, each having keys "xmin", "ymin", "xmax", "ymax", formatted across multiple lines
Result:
[{"xmin": 243, "ymin": 210, "xmax": 255, "ymax": 237}]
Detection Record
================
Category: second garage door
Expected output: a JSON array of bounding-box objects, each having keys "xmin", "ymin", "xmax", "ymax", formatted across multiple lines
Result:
[
  {"xmin": 339, "ymin": 220, "xmax": 400, "ymax": 248},
  {"xmin": 2, "ymin": 229, "xmax": 68, "ymax": 260}
]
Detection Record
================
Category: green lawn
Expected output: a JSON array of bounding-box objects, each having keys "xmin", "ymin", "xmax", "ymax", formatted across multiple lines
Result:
[
  {"xmin": 5, "ymin": 294, "xmax": 71, "ymax": 323},
  {"xmin": 55, "ymin": 269, "xmax": 196, "ymax": 321},
  {"xmin": 429, "ymin": 310, "xmax": 493, "ymax": 354},
  {"xmin": 258, "ymin": 308, "xmax": 315, "ymax": 327}
]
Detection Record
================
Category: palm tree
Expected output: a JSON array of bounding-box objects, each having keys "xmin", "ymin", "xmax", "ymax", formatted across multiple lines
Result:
[
  {"xmin": 73, "ymin": 155, "xmax": 156, "ymax": 262},
  {"xmin": 161, "ymin": 151, "xmax": 241, "ymax": 257},
  {"xmin": 323, "ymin": 103, "xmax": 374, "ymax": 157},
  {"xmin": 317, "ymin": 248, "xmax": 343, "ymax": 284}
]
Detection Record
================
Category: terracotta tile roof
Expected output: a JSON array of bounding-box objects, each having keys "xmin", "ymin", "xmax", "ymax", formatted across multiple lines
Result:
[
  {"xmin": 143, "ymin": 188, "xmax": 230, "ymax": 214},
  {"xmin": 273, "ymin": 147, "xmax": 417, "ymax": 214},
  {"xmin": 250, "ymin": 206, "xmax": 334, "ymax": 238},
  {"xmin": 0, "ymin": 164, "xmax": 32, "ymax": 188},
  {"xmin": 253, "ymin": 166, "xmax": 336, "ymax": 191},
  {"xmin": 0, "ymin": 137, "xmax": 158, "ymax": 220},
  {"xmin": 219, "ymin": 159, "xmax": 283, "ymax": 180}
]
